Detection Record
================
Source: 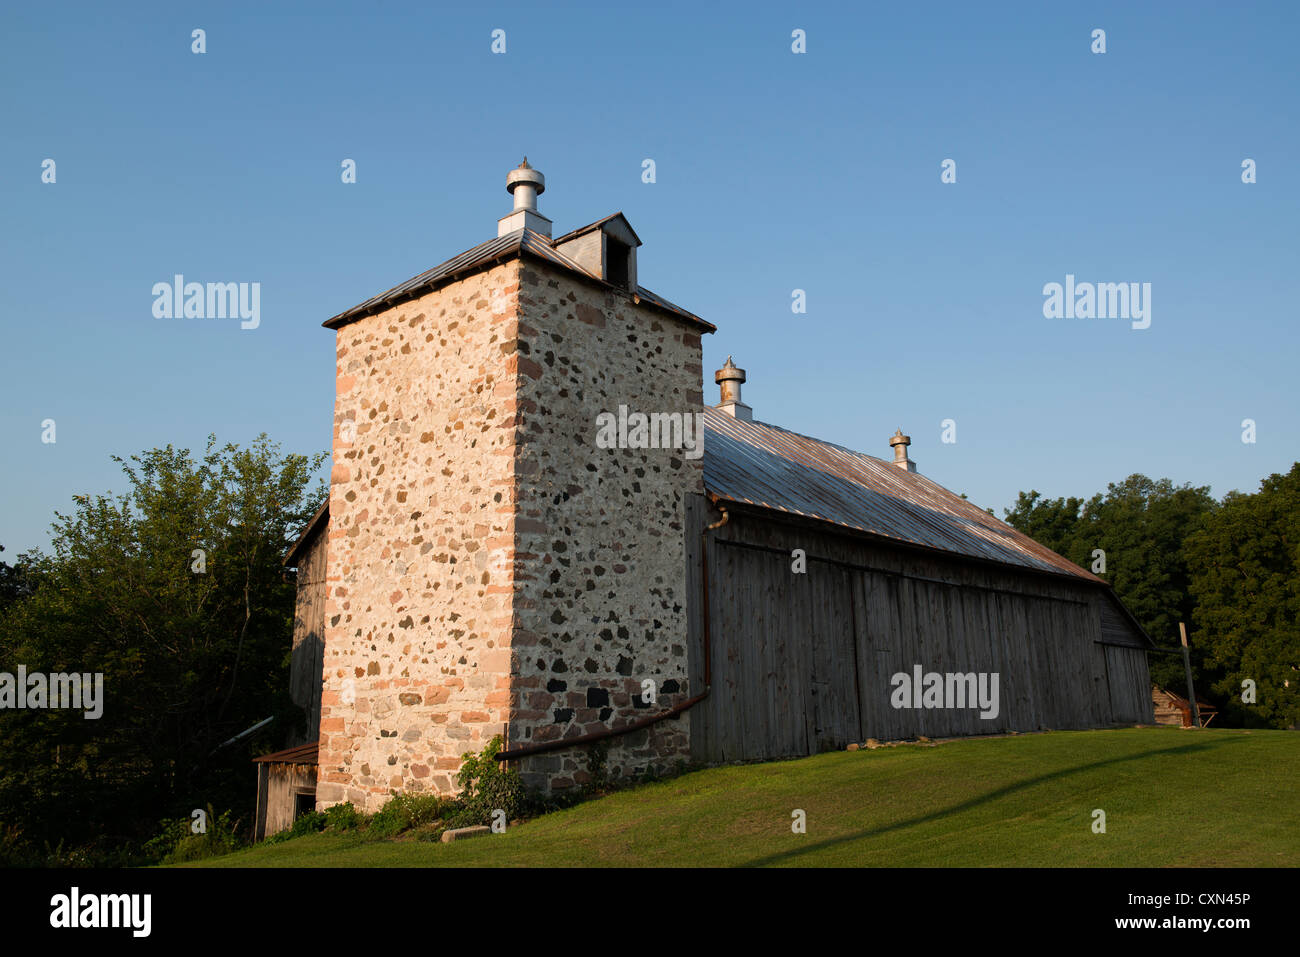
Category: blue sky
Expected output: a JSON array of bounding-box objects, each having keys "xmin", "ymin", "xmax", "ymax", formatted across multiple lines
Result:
[{"xmin": 2, "ymin": 1, "xmax": 1297, "ymax": 555}]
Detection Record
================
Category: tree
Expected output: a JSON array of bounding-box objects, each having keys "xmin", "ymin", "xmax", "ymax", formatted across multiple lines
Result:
[
  {"xmin": 0, "ymin": 434, "xmax": 326, "ymax": 855},
  {"xmin": 1075, "ymin": 476, "xmax": 1216, "ymax": 652},
  {"xmin": 1002, "ymin": 490, "xmax": 1085, "ymax": 557},
  {"xmin": 0, "ymin": 546, "xmax": 44, "ymax": 617},
  {"xmin": 1005, "ymin": 476, "xmax": 1217, "ymax": 694},
  {"xmin": 1185, "ymin": 465, "xmax": 1300, "ymax": 729}
]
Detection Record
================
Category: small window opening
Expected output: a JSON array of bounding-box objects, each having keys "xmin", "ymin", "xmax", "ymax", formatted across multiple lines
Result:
[{"xmin": 606, "ymin": 237, "xmax": 631, "ymax": 287}]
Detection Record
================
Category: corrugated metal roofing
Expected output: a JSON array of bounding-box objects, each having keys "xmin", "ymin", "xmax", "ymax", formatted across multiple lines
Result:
[
  {"xmin": 323, "ymin": 225, "xmax": 713, "ymax": 332},
  {"xmin": 323, "ymin": 229, "xmax": 584, "ymax": 329},
  {"xmin": 252, "ymin": 740, "xmax": 319, "ymax": 765},
  {"xmin": 552, "ymin": 211, "xmax": 643, "ymax": 247},
  {"xmin": 702, "ymin": 407, "xmax": 1103, "ymax": 584}
]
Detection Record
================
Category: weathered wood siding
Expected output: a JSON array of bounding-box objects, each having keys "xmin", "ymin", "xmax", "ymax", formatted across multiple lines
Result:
[
  {"xmin": 687, "ymin": 496, "xmax": 1153, "ymax": 763},
  {"xmin": 1102, "ymin": 643, "xmax": 1152, "ymax": 724},
  {"xmin": 254, "ymin": 762, "xmax": 318, "ymax": 840},
  {"xmin": 290, "ymin": 525, "xmax": 327, "ymax": 744}
]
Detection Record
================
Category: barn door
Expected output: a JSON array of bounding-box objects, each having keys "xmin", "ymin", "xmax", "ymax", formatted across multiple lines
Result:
[
  {"xmin": 805, "ymin": 564, "xmax": 863, "ymax": 751},
  {"xmin": 698, "ymin": 537, "xmax": 862, "ymax": 761},
  {"xmin": 1104, "ymin": 645, "xmax": 1139, "ymax": 723}
]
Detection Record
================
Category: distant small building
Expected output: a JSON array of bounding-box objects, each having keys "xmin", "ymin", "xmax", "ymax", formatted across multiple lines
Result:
[
  {"xmin": 1152, "ymin": 685, "xmax": 1218, "ymax": 727},
  {"xmin": 252, "ymin": 504, "xmax": 325, "ymax": 840},
  {"xmin": 252, "ymin": 741, "xmax": 318, "ymax": 840}
]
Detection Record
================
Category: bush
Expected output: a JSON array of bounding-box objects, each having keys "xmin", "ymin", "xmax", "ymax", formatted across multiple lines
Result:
[
  {"xmin": 450, "ymin": 735, "xmax": 524, "ymax": 828},
  {"xmin": 323, "ymin": 801, "xmax": 361, "ymax": 831},
  {"xmin": 367, "ymin": 793, "xmax": 447, "ymax": 838},
  {"xmin": 0, "ymin": 824, "xmax": 27, "ymax": 867},
  {"xmin": 144, "ymin": 805, "xmax": 243, "ymax": 864},
  {"xmin": 251, "ymin": 739, "xmax": 536, "ymax": 847},
  {"xmin": 286, "ymin": 810, "xmax": 327, "ymax": 838}
]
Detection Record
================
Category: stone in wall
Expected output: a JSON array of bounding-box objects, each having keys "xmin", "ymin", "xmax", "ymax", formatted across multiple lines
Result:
[
  {"xmin": 506, "ymin": 261, "xmax": 705, "ymax": 792},
  {"xmin": 317, "ymin": 261, "xmax": 523, "ymax": 812}
]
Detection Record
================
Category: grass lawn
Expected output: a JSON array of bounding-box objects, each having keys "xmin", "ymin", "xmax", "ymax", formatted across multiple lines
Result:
[{"xmin": 184, "ymin": 727, "xmax": 1299, "ymax": 867}]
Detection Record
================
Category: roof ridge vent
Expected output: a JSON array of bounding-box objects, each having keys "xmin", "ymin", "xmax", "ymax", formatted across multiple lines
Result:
[
  {"xmin": 889, "ymin": 428, "xmax": 917, "ymax": 472},
  {"xmin": 498, "ymin": 157, "xmax": 552, "ymax": 238},
  {"xmin": 714, "ymin": 355, "xmax": 752, "ymax": 421}
]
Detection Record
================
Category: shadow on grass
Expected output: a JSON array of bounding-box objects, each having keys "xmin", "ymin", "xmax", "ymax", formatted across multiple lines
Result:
[{"xmin": 740, "ymin": 737, "xmax": 1233, "ymax": 867}]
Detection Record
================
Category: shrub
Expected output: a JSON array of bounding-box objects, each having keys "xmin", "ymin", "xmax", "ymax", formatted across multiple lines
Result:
[
  {"xmin": 367, "ymin": 793, "xmax": 446, "ymax": 838},
  {"xmin": 323, "ymin": 801, "xmax": 361, "ymax": 831},
  {"xmin": 286, "ymin": 810, "xmax": 327, "ymax": 838},
  {"xmin": 587, "ymin": 741, "xmax": 610, "ymax": 792},
  {"xmin": 144, "ymin": 805, "xmax": 243, "ymax": 864},
  {"xmin": 450, "ymin": 735, "xmax": 524, "ymax": 828},
  {"xmin": 0, "ymin": 824, "xmax": 29, "ymax": 867}
]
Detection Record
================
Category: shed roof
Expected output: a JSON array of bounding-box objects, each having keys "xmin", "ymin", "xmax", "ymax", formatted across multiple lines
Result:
[
  {"xmin": 283, "ymin": 500, "xmax": 328, "ymax": 567},
  {"xmin": 701, "ymin": 407, "xmax": 1105, "ymax": 585},
  {"xmin": 252, "ymin": 740, "xmax": 319, "ymax": 765},
  {"xmin": 323, "ymin": 224, "xmax": 712, "ymax": 333}
]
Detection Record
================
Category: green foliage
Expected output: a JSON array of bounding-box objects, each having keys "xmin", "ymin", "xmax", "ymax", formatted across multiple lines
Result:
[
  {"xmin": 174, "ymin": 730, "xmax": 1300, "ymax": 869},
  {"xmin": 144, "ymin": 805, "xmax": 243, "ymax": 864},
  {"xmin": 258, "ymin": 747, "xmax": 527, "ymax": 846},
  {"xmin": 1186, "ymin": 464, "xmax": 1300, "ymax": 729},
  {"xmin": 586, "ymin": 740, "xmax": 610, "ymax": 792},
  {"xmin": 323, "ymin": 801, "xmax": 362, "ymax": 831},
  {"xmin": 0, "ymin": 545, "xmax": 44, "ymax": 617},
  {"xmin": 0, "ymin": 829, "xmax": 140, "ymax": 868},
  {"xmin": 452, "ymin": 735, "xmax": 524, "ymax": 827},
  {"xmin": 142, "ymin": 816, "xmax": 194, "ymax": 862},
  {"xmin": 1005, "ymin": 476, "xmax": 1217, "ymax": 692},
  {"xmin": 1002, "ymin": 490, "xmax": 1087, "ymax": 556},
  {"xmin": 286, "ymin": 810, "xmax": 327, "ymax": 838},
  {"xmin": 367, "ymin": 793, "xmax": 448, "ymax": 838},
  {"xmin": 1075, "ymin": 476, "xmax": 1216, "ymax": 661},
  {"xmin": 260, "ymin": 810, "xmax": 329, "ymax": 846},
  {"xmin": 0, "ymin": 824, "xmax": 24, "ymax": 867},
  {"xmin": 1005, "ymin": 468, "xmax": 1300, "ymax": 729},
  {"xmin": 0, "ymin": 434, "xmax": 327, "ymax": 856}
]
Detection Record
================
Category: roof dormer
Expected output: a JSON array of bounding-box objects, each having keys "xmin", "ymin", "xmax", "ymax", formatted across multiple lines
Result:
[{"xmin": 553, "ymin": 212, "xmax": 641, "ymax": 291}]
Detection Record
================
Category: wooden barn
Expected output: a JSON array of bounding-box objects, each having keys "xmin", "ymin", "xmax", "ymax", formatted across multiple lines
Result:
[
  {"xmin": 686, "ymin": 361, "xmax": 1155, "ymax": 761},
  {"xmin": 256, "ymin": 161, "xmax": 1155, "ymax": 819}
]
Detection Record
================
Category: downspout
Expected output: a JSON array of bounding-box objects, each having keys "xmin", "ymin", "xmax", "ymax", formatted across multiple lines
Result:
[{"xmin": 495, "ymin": 500, "xmax": 729, "ymax": 763}]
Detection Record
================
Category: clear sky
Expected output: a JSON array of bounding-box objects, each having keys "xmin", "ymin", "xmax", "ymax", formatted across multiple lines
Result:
[{"xmin": 2, "ymin": 1, "xmax": 1296, "ymax": 555}]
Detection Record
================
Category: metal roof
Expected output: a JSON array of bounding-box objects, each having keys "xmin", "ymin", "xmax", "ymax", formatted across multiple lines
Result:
[
  {"xmin": 702, "ymin": 407, "xmax": 1104, "ymax": 584},
  {"xmin": 552, "ymin": 211, "xmax": 643, "ymax": 247},
  {"xmin": 252, "ymin": 740, "xmax": 319, "ymax": 765},
  {"xmin": 323, "ymin": 225, "xmax": 712, "ymax": 333}
]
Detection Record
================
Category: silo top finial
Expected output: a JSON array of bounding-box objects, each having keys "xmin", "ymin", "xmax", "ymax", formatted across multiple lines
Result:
[{"xmin": 713, "ymin": 356, "xmax": 751, "ymax": 420}]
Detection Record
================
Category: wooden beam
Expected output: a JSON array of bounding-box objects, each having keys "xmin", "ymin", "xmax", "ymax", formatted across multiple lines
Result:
[{"xmin": 1179, "ymin": 622, "xmax": 1202, "ymax": 728}]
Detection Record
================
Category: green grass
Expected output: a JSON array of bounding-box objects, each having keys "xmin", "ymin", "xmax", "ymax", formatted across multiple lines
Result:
[{"xmin": 184, "ymin": 727, "xmax": 1299, "ymax": 867}]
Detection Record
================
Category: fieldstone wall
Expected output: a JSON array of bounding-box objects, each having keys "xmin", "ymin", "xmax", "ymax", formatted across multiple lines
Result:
[
  {"xmin": 507, "ymin": 261, "xmax": 705, "ymax": 791},
  {"xmin": 317, "ymin": 261, "xmax": 523, "ymax": 812},
  {"xmin": 316, "ymin": 253, "xmax": 707, "ymax": 808}
]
